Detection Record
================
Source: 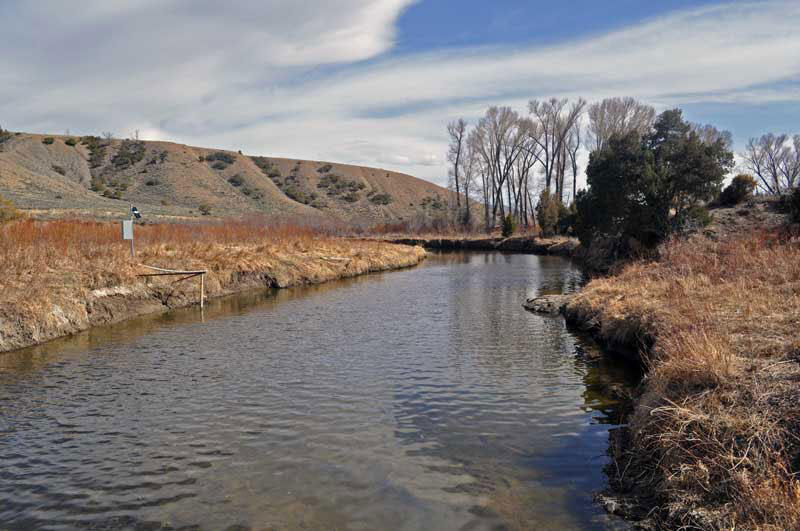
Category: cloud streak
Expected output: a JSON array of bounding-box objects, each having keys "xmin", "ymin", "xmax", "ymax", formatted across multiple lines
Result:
[{"xmin": 1, "ymin": 0, "xmax": 799, "ymax": 185}]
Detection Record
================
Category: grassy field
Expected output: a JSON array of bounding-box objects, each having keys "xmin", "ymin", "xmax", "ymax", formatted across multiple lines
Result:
[
  {"xmin": 0, "ymin": 218, "xmax": 426, "ymax": 352},
  {"xmin": 566, "ymin": 213, "xmax": 800, "ymax": 529}
]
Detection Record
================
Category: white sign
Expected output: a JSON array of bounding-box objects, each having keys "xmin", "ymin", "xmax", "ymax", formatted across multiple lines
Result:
[{"xmin": 122, "ymin": 220, "xmax": 133, "ymax": 240}]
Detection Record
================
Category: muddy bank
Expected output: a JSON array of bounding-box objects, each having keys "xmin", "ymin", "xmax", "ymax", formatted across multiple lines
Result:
[
  {"xmin": 0, "ymin": 242, "xmax": 426, "ymax": 354},
  {"xmin": 380, "ymin": 235, "xmax": 580, "ymax": 256}
]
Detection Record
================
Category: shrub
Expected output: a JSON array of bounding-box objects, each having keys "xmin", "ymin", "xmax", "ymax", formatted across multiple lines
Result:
[
  {"xmin": 145, "ymin": 179, "xmax": 159, "ymax": 186},
  {"xmin": 228, "ymin": 174, "xmax": 244, "ymax": 187},
  {"xmin": 198, "ymin": 203, "xmax": 212, "ymax": 216},
  {"xmin": 0, "ymin": 194, "xmax": 23, "ymax": 223},
  {"xmin": 790, "ymin": 187, "xmax": 800, "ymax": 223},
  {"xmin": 501, "ymin": 214, "xmax": 515, "ymax": 237},
  {"xmin": 342, "ymin": 191, "xmax": 360, "ymax": 203},
  {"xmin": 686, "ymin": 204, "xmax": 713, "ymax": 227},
  {"xmin": 81, "ymin": 136, "xmax": 107, "ymax": 168},
  {"xmin": 556, "ymin": 201, "xmax": 577, "ymax": 235},
  {"xmin": 206, "ymin": 152, "xmax": 235, "ymax": 165},
  {"xmin": 317, "ymin": 164, "xmax": 333, "ymax": 174},
  {"xmin": 112, "ymin": 139, "xmax": 146, "ymax": 168},
  {"xmin": 420, "ymin": 195, "xmax": 445, "ymax": 210},
  {"xmin": 65, "ymin": 138, "xmax": 77, "ymax": 147},
  {"xmin": 211, "ymin": 161, "xmax": 228, "ymax": 171},
  {"xmin": 536, "ymin": 189, "xmax": 559, "ymax": 237},
  {"xmin": 0, "ymin": 125, "xmax": 11, "ymax": 144},
  {"xmin": 51, "ymin": 165, "xmax": 66, "ymax": 176},
  {"xmin": 42, "ymin": 137, "xmax": 55, "ymax": 145},
  {"xmin": 369, "ymin": 192, "xmax": 393, "ymax": 205},
  {"xmin": 718, "ymin": 174, "xmax": 757, "ymax": 206}
]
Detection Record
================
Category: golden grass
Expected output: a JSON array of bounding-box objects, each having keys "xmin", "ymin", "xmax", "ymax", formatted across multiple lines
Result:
[
  {"xmin": 0, "ymin": 218, "xmax": 426, "ymax": 352},
  {"xmin": 567, "ymin": 229, "xmax": 800, "ymax": 529}
]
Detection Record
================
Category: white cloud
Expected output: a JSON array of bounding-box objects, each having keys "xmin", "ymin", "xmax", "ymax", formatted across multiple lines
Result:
[{"xmin": 1, "ymin": 0, "xmax": 799, "ymax": 186}]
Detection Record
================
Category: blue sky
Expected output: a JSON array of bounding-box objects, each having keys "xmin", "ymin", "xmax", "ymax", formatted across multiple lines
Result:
[
  {"xmin": 1, "ymin": 0, "xmax": 799, "ymax": 186},
  {"xmin": 395, "ymin": 0, "xmax": 726, "ymax": 53}
]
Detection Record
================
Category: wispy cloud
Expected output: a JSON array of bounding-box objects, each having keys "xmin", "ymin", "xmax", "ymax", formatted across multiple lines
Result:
[{"xmin": 1, "ymin": 0, "xmax": 798, "ymax": 185}]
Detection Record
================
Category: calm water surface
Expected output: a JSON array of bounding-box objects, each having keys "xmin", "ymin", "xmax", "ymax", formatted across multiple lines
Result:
[{"xmin": 0, "ymin": 252, "xmax": 636, "ymax": 530}]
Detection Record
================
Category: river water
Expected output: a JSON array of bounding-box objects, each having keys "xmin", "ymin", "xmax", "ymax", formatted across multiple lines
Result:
[{"xmin": 0, "ymin": 252, "xmax": 637, "ymax": 530}]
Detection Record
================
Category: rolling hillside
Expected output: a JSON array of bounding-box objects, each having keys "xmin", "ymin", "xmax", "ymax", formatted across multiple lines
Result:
[{"xmin": 0, "ymin": 132, "xmax": 451, "ymax": 224}]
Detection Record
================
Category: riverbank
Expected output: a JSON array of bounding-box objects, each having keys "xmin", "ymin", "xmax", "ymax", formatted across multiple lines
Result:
[
  {"xmin": 374, "ymin": 234, "xmax": 580, "ymax": 256},
  {"xmin": 0, "ymin": 219, "xmax": 426, "ymax": 353},
  {"xmin": 555, "ymin": 202, "xmax": 800, "ymax": 529}
]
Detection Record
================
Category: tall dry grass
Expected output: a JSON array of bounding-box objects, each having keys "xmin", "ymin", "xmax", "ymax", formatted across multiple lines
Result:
[
  {"xmin": 567, "ymin": 228, "xmax": 800, "ymax": 529},
  {"xmin": 0, "ymin": 217, "xmax": 425, "ymax": 353}
]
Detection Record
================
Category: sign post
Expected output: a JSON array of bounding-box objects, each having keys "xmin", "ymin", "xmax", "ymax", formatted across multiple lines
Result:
[
  {"xmin": 122, "ymin": 205, "xmax": 140, "ymax": 258},
  {"xmin": 122, "ymin": 219, "xmax": 134, "ymax": 257}
]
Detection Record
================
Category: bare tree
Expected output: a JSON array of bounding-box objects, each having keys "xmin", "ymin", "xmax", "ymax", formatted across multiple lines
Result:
[
  {"xmin": 566, "ymin": 124, "xmax": 581, "ymax": 204},
  {"xmin": 528, "ymin": 98, "xmax": 586, "ymax": 203},
  {"xmin": 460, "ymin": 137, "xmax": 480, "ymax": 226},
  {"xmin": 741, "ymin": 133, "xmax": 800, "ymax": 194},
  {"xmin": 447, "ymin": 119, "xmax": 467, "ymax": 211},
  {"xmin": 586, "ymin": 97, "xmax": 655, "ymax": 152},
  {"xmin": 691, "ymin": 122, "xmax": 733, "ymax": 150}
]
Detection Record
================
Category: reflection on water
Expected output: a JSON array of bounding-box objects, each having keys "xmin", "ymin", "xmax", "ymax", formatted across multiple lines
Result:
[{"xmin": 0, "ymin": 252, "xmax": 636, "ymax": 530}]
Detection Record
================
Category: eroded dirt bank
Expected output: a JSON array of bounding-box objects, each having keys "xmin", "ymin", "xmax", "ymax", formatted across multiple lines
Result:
[{"xmin": 0, "ymin": 234, "xmax": 426, "ymax": 354}]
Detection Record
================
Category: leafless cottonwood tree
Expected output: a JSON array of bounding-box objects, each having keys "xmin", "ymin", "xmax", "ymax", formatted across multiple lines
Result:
[
  {"xmin": 528, "ymin": 98, "xmax": 586, "ymax": 203},
  {"xmin": 470, "ymin": 107, "xmax": 526, "ymax": 228},
  {"xmin": 447, "ymin": 119, "xmax": 467, "ymax": 211},
  {"xmin": 741, "ymin": 133, "xmax": 800, "ymax": 194},
  {"xmin": 459, "ymin": 137, "xmax": 480, "ymax": 225},
  {"xmin": 566, "ymin": 124, "xmax": 581, "ymax": 203},
  {"xmin": 586, "ymin": 97, "xmax": 655, "ymax": 152},
  {"xmin": 691, "ymin": 123, "xmax": 733, "ymax": 150}
]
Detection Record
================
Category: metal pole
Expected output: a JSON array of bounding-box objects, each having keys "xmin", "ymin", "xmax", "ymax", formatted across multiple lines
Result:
[
  {"xmin": 129, "ymin": 204, "xmax": 135, "ymax": 259},
  {"xmin": 200, "ymin": 274, "xmax": 205, "ymax": 309}
]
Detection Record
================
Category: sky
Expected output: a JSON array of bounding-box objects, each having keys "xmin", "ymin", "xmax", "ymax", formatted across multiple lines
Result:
[{"xmin": 1, "ymin": 0, "xmax": 799, "ymax": 187}]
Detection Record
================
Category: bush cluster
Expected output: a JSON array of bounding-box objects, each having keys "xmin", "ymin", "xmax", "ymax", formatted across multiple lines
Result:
[
  {"xmin": 42, "ymin": 137, "xmax": 55, "ymax": 145},
  {"xmin": 717, "ymin": 174, "xmax": 756, "ymax": 206},
  {"xmin": 369, "ymin": 192, "xmax": 393, "ymax": 205},
  {"xmin": 205, "ymin": 152, "xmax": 235, "ymax": 169},
  {"xmin": 790, "ymin": 187, "xmax": 800, "ymax": 223},
  {"xmin": 112, "ymin": 139, "xmax": 146, "ymax": 168},
  {"xmin": 501, "ymin": 214, "xmax": 515, "ymax": 237},
  {"xmin": 420, "ymin": 195, "xmax": 446, "ymax": 211},
  {"xmin": 80, "ymin": 136, "xmax": 107, "ymax": 168},
  {"xmin": 318, "ymin": 174, "xmax": 363, "ymax": 196}
]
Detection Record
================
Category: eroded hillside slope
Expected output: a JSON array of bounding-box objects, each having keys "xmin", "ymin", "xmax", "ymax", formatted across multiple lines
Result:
[{"xmin": 0, "ymin": 133, "xmax": 450, "ymax": 224}]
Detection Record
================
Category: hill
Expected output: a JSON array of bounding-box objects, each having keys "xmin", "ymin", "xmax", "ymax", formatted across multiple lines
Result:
[{"xmin": 0, "ymin": 132, "xmax": 452, "ymax": 225}]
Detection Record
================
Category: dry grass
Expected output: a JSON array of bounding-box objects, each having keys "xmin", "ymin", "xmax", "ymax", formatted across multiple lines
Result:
[
  {"xmin": 567, "ymin": 228, "xmax": 800, "ymax": 529},
  {"xmin": 0, "ymin": 218, "xmax": 426, "ymax": 352}
]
